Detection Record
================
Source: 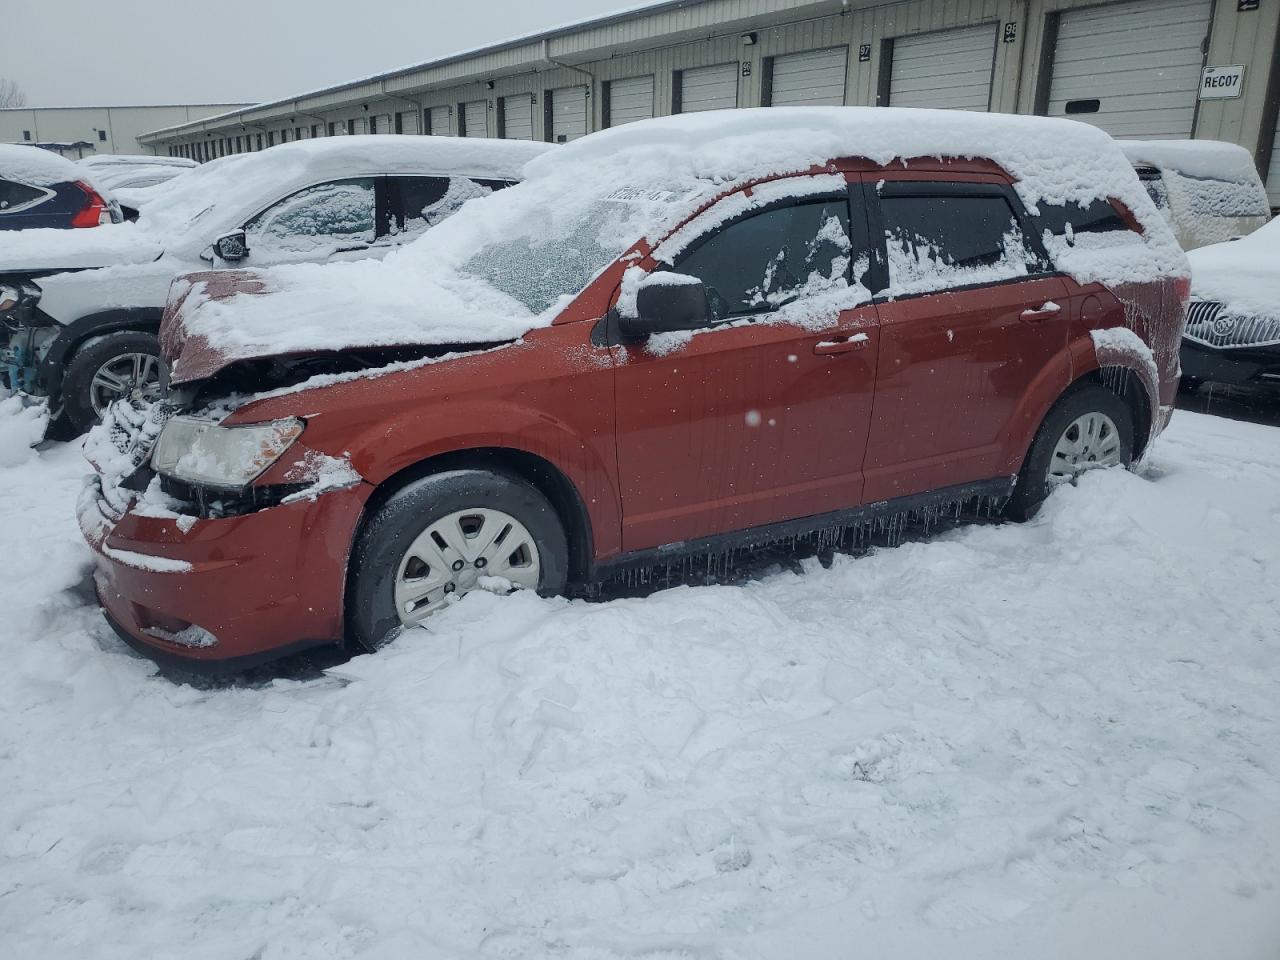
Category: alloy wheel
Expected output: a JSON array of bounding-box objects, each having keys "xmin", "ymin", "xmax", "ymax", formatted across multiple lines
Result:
[
  {"xmin": 90, "ymin": 352, "xmax": 161, "ymax": 417},
  {"xmin": 393, "ymin": 507, "xmax": 541, "ymax": 625}
]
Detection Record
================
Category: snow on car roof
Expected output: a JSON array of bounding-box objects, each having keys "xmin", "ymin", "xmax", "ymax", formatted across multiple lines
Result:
[
  {"xmin": 1118, "ymin": 139, "xmax": 1263, "ymax": 185},
  {"xmin": 80, "ymin": 154, "xmax": 198, "ymax": 170},
  {"xmin": 170, "ymin": 108, "xmax": 1186, "ymax": 379},
  {"xmin": 135, "ymin": 134, "xmax": 554, "ymax": 236},
  {"xmin": 0, "ymin": 143, "xmax": 97, "ymax": 187}
]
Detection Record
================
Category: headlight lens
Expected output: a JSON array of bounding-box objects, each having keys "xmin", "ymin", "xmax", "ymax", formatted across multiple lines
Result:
[
  {"xmin": 0, "ymin": 284, "xmax": 19, "ymax": 313},
  {"xmin": 151, "ymin": 416, "xmax": 304, "ymax": 488}
]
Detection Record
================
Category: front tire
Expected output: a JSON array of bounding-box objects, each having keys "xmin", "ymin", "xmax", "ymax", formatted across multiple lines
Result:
[
  {"xmin": 347, "ymin": 469, "xmax": 569, "ymax": 652},
  {"xmin": 1005, "ymin": 383, "xmax": 1134, "ymax": 522},
  {"xmin": 61, "ymin": 330, "xmax": 162, "ymax": 433}
]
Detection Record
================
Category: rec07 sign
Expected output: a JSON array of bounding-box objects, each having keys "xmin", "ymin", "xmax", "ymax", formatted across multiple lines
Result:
[{"xmin": 1199, "ymin": 65, "xmax": 1245, "ymax": 100}]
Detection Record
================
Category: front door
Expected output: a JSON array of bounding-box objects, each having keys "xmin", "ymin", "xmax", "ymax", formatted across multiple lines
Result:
[
  {"xmin": 862, "ymin": 178, "xmax": 1070, "ymax": 501},
  {"xmin": 612, "ymin": 180, "xmax": 881, "ymax": 551}
]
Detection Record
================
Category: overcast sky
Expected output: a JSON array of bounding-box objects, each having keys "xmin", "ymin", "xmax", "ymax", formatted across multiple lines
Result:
[{"xmin": 9, "ymin": 0, "xmax": 618, "ymax": 107}]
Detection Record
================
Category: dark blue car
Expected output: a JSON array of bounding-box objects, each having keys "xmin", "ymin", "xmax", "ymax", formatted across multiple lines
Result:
[{"xmin": 0, "ymin": 144, "xmax": 122, "ymax": 231}]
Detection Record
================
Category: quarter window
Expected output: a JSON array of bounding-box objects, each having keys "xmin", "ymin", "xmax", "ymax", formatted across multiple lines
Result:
[
  {"xmin": 0, "ymin": 179, "xmax": 47, "ymax": 212},
  {"xmin": 391, "ymin": 176, "xmax": 508, "ymax": 241},
  {"xmin": 244, "ymin": 178, "xmax": 377, "ymax": 255},
  {"xmin": 881, "ymin": 193, "xmax": 1034, "ymax": 296},
  {"xmin": 672, "ymin": 198, "xmax": 857, "ymax": 322}
]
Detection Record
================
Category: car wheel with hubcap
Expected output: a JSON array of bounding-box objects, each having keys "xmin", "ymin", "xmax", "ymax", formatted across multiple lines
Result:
[
  {"xmin": 62, "ymin": 330, "xmax": 162, "ymax": 433},
  {"xmin": 347, "ymin": 469, "xmax": 569, "ymax": 651},
  {"xmin": 1005, "ymin": 382, "xmax": 1135, "ymax": 522}
]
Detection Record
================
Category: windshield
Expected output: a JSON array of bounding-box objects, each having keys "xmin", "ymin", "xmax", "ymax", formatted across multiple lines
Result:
[{"xmin": 434, "ymin": 184, "xmax": 709, "ymax": 316}]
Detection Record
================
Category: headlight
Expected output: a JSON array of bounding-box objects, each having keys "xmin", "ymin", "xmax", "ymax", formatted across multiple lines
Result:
[
  {"xmin": 151, "ymin": 416, "xmax": 304, "ymax": 488},
  {"xmin": 0, "ymin": 284, "xmax": 20, "ymax": 313}
]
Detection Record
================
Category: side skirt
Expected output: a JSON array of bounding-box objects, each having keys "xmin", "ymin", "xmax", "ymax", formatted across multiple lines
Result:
[{"xmin": 586, "ymin": 477, "xmax": 1015, "ymax": 587}]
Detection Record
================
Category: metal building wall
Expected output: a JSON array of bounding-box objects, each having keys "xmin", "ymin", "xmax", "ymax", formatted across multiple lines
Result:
[{"xmin": 140, "ymin": 0, "xmax": 1278, "ymax": 185}]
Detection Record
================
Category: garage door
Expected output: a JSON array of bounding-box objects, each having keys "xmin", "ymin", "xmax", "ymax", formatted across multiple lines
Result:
[
  {"xmin": 680, "ymin": 63, "xmax": 739, "ymax": 113},
  {"xmin": 1268, "ymin": 113, "xmax": 1280, "ymax": 208},
  {"xmin": 549, "ymin": 86, "xmax": 588, "ymax": 142},
  {"xmin": 463, "ymin": 100, "xmax": 488, "ymax": 138},
  {"xmin": 1046, "ymin": 0, "xmax": 1212, "ymax": 139},
  {"xmin": 888, "ymin": 24, "xmax": 997, "ymax": 111},
  {"xmin": 502, "ymin": 94, "xmax": 534, "ymax": 140},
  {"xmin": 769, "ymin": 47, "xmax": 848, "ymax": 107},
  {"xmin": 427, "ymin": 106, "xmax": 453, "ymax": 136},
  {"xmin": 608, "ymin": 75, "xmax": 654, "ymax": 127}
]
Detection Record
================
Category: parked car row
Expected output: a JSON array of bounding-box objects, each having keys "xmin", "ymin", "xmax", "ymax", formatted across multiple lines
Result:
[
  {"xmin": 0, "ymin": 136, "xmax": 550, "ymax": 431},
  {"xmin": 45, "ymin": 106, "xmax": 1196, "ymax": 672}
]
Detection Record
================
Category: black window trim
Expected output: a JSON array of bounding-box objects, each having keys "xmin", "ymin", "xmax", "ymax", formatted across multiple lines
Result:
[
  {"xmin": 657, "ymin": 188, "xmax": 871, "ymax": 326},
  {"xmin": 864, "ymin": 177, "xmax": 1059, "ymax": 303}
]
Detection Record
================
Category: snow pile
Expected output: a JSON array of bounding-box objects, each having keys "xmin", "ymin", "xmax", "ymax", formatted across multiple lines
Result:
[
  {"xmin": 1188, "ymin": 218, "xmax": 1280, "ymax": 318},
  {"xmin": 0, "ymin": 393, "xmax": 49, "ymax": 467},
  {"xmin": 171, "ymin": 108, "xmax": 1182, "ymax": 370},
  {"xmin": 4, "ymin": 412, "xmax": 1280, "ymax": 957}
]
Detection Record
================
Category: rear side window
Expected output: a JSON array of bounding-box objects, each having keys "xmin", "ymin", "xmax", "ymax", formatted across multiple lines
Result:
[
  {"xmin": 880, "ymin": 193, "xmax": 1034, "ymax": 296},
  {"xmin": 390, "ymin": 176, "xmax": 501, "ymax": 241},
  {"xmin": 0, "ymin": 179, "xmax": 48, "ymax": 213},
  {"xmin": 672, "ymin": 198, "xmax": 856, "ymax": 322},
  {"xmin": 1035, "ymin": 197, "xmax": 1132, "ymax": 240}
]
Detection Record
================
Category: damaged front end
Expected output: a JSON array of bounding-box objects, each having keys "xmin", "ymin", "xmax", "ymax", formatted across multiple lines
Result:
[{"xmin": 1, "ymin": 278, "xmax": 55, "ymax": 444}]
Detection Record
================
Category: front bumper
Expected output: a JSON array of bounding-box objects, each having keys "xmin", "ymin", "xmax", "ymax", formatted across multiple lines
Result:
[
  {"xmin": 1180, "ymin": 338, "xmax": 1280, "ymax": 388},
  {"xmin": 80, "ymin": 473, "xmax": 372, "ymax": 672}
]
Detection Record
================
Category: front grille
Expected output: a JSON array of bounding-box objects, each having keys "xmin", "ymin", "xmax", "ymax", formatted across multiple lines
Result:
[{"xmin": 1184, "ymin": 300, "xmax": 1280, "ymax": 349}]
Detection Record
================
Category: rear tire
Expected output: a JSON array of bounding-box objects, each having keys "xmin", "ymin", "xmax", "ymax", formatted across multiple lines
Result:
[
  {"xmin": 347, "ymin": 469, "xmax": 569, "ymax": 652},
  {"xmin": 1005, "ymin": 383, "xmax": 1135, "ymax": 522},
  {"xmin": 61, "ymin": 330, "xmax": 161, "ymax": 434}
]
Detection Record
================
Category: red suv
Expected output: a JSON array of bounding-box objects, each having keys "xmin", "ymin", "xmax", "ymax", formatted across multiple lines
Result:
[{"xmin": 79, "ymin": 108, "xmax": 1189, "ymax": 672}]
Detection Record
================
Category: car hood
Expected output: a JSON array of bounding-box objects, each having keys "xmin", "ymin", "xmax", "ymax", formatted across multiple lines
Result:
[
  {"xmin": 160, "ymin": 257, "xmax": 548, "ymax": 387},
  {"xmin": 0, "ymin": 221, "xmax": 163, "ymax": 273},
  {"xmin": 1188, "ymin": 220, "xmax": 1279, "ymax": 317},
  {"xmin": 160, "ymin": 268, "xmax": 523, "ymax": 387}
]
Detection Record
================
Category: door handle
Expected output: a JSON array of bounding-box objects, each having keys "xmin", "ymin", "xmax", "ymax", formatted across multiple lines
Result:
[
  {"xmin": 813, "ymin": 333, "xmax": 870, "ymax": 355},
  {"xmin": 1021, "ymin": 302, "xmax": 1062, "ymax": 323}
]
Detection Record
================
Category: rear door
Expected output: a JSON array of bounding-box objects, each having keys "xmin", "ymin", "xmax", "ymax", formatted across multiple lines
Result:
[
  {"xmin": 862, "ymin": 177, "xmax": 1069, "ymax": 502},
  {"xmin": 612, "ymin": 180, "xmax": 880, "ymax": 550}
]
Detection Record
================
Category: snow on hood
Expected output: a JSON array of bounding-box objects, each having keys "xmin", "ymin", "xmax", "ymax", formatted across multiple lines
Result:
[
  {"xmin": 0, "ymin": 223, "xmax": 162, "ymax": 273},
  {"xmin": 1187, "ymin": 218, "xmax": 1280, "ymax": 318},
  {"xmin": 166, "ymin": 108, "xmax": 1184, "ymax": 376},
  {"xmin": 0, "ymin": 136, "xmax": 552, "ymax": 272}
]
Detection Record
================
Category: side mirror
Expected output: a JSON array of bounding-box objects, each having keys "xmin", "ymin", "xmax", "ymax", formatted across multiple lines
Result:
[
  {"xmin": 617, "ymin": 272, "xmax": 710, "ymax": 340},
  {"xmin": 213, "ymin": 230, "xmax": 249, "ymax": 263}
]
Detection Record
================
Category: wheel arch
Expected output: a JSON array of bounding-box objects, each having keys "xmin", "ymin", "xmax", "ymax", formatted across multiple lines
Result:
[
  {"xmin": 38, "ymin": 308, "xmax": 163, "ymax": 400},
  {"xmin": 353, "ymin": 446, "xmax": 596, "ymax": 588}
]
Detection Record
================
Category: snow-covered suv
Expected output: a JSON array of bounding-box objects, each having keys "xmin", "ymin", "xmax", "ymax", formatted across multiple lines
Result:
[
  {"xmin": 0, "ymin": 136, "xmax": 551, "ymax": 432},
  {"xmin": 82, "ymin": 107, "xmax": 1189, "ymax": 673}
]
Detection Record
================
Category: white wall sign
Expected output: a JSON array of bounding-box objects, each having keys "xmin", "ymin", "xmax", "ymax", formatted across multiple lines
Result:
[{"xmin": 1199, "ymin": 64, "xmax": 1245, "ymax": 100}]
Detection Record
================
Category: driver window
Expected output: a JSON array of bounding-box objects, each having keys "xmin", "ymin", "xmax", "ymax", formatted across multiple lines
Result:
[
  {"xmin": 244, "ymin": 178, "xmax": 376, "ymax": 256},
  {"xmin": 671, "ymin": 197, "xmax": 855, "ymax": 323}
]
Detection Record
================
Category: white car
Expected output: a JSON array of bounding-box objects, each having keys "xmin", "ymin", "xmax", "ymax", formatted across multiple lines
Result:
[
  {"xmin": 1181, "ymin": 217, "xmax": 1280, "ymax": 391},
  {"xmin": 0, "ymin": 136, "xmax": 552, "ymax": 431},
  {"xmin": 1119, "ymin": 140, "xmax": 1270, "ymax": 251}
]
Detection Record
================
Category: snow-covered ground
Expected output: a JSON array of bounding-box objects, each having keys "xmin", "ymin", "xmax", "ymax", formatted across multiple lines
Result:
[{"xmin": 2, "ymin": 409, "xmax": 1279, "ymax": 959}]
